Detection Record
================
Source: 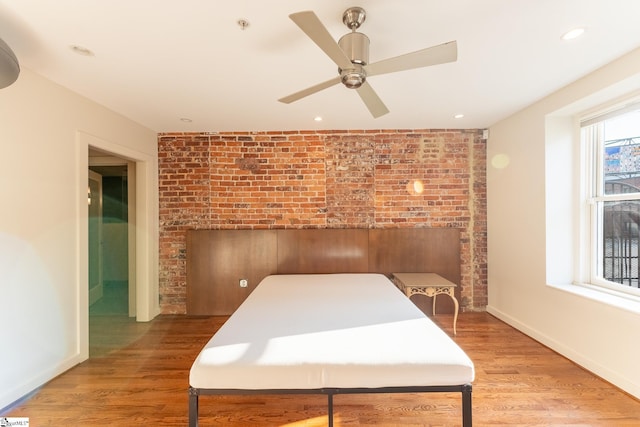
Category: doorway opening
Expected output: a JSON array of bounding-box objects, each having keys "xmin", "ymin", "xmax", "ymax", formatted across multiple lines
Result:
[{"xmin": 89, "ymin": 163, "xmax": 131, "ymax": 316}]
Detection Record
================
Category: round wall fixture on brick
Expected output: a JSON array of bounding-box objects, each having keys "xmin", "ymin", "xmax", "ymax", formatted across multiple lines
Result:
[{"xmin": 406, "ymin": 179, "xmax": 425, "ymax": 195}]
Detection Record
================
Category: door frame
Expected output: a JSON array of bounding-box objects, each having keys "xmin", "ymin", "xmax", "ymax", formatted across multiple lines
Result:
[
  {"xmin": 88, "ymin": 169, "xmax": 104, "ymax": 307},
  {"xmin": 77, "ymin": 131, "xmax": 159, "ymax": 359}
]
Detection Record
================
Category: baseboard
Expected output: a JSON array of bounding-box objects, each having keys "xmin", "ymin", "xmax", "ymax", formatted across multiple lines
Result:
[
  {"xmin": 89, "ymin": 283, "xmax": 103, "ymax": 306},
  {"xmin": 486, "ymin": 305, "xmax": 640, "ymax": 399},
  {"xmin": 0, "ymin": 353, "xmax": 85, "ymax": 414}
]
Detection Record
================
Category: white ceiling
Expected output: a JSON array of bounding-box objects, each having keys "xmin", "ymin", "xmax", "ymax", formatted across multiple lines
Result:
[{"xmin": 1, "ymin": 0, "xmax": 640, "ymax": 133}]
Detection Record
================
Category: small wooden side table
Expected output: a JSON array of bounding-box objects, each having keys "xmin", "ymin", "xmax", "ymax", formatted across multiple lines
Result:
[{"xmin": 392, "ymin": 272, "xmax": 459, "ymax": 335}]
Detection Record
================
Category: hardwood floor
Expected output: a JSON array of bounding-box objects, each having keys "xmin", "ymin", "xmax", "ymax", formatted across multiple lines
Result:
[{"xmin": 4, "ymin": 313, "xmax": 640, "ymax": 426}]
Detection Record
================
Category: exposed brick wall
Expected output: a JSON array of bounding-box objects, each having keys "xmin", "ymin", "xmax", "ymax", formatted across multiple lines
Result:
[{"xmin": 158, "ymin": 129, "xmax": 487, "ymax": 314}]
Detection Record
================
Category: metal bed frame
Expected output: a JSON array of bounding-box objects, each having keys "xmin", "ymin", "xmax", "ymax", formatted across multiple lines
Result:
[{"xmin": 188, "ymin": 383, "xmax": 472, "ymax": 426}]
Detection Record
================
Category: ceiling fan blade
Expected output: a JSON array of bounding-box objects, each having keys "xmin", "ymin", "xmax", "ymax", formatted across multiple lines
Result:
[
  {"xmin": 365, "ymin": 40, "xmax": 457, "ymax": 77},
  {"xmin": 289, "ymin": 11, "xmax": 353, "ymax": 70},
  {"xmin": 356, "ymin": 81, "xmax": 389, "ymax": 118},
  {"xmin": 278, "ymin": 76, "xmax": 341, "ymax": 104}
]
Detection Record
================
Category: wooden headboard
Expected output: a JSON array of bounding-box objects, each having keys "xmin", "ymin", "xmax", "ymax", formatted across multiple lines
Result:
[{"xmin": 186, "ymin": 228, "xmax": 460, "ymax": 315}]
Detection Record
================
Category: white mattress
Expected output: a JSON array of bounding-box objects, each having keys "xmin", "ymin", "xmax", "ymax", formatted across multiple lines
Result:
[{"xmin": 189, "ymin": 273, "xmax": 474, "ymax": 390}]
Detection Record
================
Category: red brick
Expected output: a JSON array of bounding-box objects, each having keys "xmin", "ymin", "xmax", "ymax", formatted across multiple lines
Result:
[{"xmin": 157, "ymin": 130, "xmax": 487, "ymax": 314}]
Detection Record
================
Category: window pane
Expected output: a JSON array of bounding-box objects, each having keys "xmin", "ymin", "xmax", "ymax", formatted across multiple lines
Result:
[
  {"xmin": 604, "ymin": 144, "xmax": 640, "ymax": 194},
  {"xmin": 602, "ymin": 200, "xmax": 640, "ymax": 287},
  {"xmin": 604, "ymin": 110, "xmax": 640, "ymax": 195}
]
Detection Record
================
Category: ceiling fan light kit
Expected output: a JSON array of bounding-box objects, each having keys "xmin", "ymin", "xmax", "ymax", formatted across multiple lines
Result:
[{"xmin": 278, "ymin": 6, "xmax": 458, "ymax": 118}]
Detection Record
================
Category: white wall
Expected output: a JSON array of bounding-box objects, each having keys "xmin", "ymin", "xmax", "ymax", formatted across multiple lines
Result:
[
  {"xmin": 488, "ymin": 47, "xmax": 640, "ymax": 398},
  {"xmin": 0, "ymin": 68, "xmax": 158, "ymax": 410}
]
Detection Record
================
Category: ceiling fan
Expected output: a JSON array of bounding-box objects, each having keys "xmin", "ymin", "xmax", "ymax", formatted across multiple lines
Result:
[{"xmin": 278, "ymin": 6, "xmax": 458, "ymax": 118}]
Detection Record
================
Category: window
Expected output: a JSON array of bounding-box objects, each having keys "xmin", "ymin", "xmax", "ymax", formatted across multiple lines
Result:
[{"xmin": 582, "ymin": 106, "xmax": 640, "ymax": 297}]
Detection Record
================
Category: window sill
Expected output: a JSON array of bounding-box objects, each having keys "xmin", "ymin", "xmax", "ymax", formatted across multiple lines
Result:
[{"xmin": 548, "ymin": 282, "xmax": 640, "ymax": 315}]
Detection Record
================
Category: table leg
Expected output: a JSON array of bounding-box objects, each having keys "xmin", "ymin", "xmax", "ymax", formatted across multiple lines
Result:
[
  {"xmin": 432, "ymin": 294, "xmax": 437, "ymax": 315},
  {"xmin": 450, "ymin": 294, "xmax": 459, "ymax": 335}
]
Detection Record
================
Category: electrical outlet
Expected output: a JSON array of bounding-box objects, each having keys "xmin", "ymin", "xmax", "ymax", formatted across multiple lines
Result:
[{"xmin": 239, "ymin": 279, "xmax": 248, "ymax": 288}]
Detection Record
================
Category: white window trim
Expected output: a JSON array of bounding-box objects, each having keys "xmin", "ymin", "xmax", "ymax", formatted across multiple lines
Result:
[{"xmin": 579, "ymin": 103, "xmax": 640, "ymax": 299}]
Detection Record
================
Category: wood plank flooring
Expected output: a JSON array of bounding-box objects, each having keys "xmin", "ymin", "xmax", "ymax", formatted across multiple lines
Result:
[{"xmin": 4, "ymin": 313, "xmax": 640, "ymax": 426}]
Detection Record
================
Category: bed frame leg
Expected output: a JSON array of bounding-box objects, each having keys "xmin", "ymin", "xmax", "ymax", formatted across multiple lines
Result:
[
  {"xmin": 188, "ymin": 387, "xmax": 199, "ymax": 427},
  {"xmin": 327, "ymin": 392, "xmax": 334, "ymax": 427},
  {"xmin": 462, "ymin": 384, "xmax": 472, "ymax": 427}
]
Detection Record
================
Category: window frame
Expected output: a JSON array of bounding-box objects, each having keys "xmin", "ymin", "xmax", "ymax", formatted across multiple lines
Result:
[{"xmin": 581, "ymin": 107, "xmax": 640, "ymax": 298}]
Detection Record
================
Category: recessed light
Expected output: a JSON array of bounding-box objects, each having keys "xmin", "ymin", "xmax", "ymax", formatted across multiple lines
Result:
[
  {"xmin": 180, "ymin": 117, "xmax": 193, "ymax": 123},
  {"xmin": 454, "ymin": 114, "xmax": 464, "ymax": 119},
  {"xmin": 70, "ymin": 45, "xmax": 94, "ymax": 56},
  {"xmin": 562, "ymin": 27, "xmax": 585, "ymax": 40},
  {"xmin": 314, "ymin": 116, "xmax": 323, "ymax": 122}
]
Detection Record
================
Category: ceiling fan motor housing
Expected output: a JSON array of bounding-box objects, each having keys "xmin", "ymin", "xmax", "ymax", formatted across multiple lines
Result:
[{"xmin": 338, "ymin": 32, "xmax": 369, "ymax": 88}]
